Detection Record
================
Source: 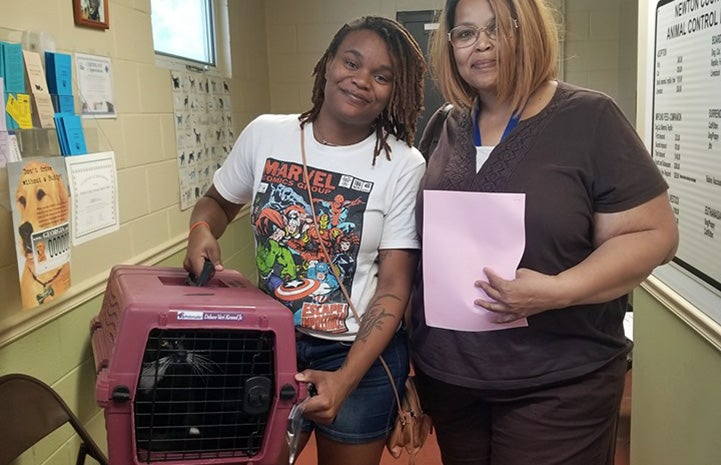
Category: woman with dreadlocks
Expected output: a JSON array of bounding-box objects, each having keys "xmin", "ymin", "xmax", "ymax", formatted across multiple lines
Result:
[{"xmin": 184, "ymin": 16, "xmax": 426, "ymax": 465}]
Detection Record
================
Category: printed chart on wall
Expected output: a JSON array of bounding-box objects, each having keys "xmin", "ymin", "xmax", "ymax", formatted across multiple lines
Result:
[
  {"xmin": 170, "ymin": 70, "xmax": 235, "ymax": 210},
  {"xmin": 653, "ymin": 0, "xmax": 721, "ymax": 294}
]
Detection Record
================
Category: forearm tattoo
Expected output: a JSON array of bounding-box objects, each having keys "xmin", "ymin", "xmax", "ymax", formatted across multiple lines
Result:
[{"xmin": 356, "ymin": 293, "xmax": 400, "ymax": 343}]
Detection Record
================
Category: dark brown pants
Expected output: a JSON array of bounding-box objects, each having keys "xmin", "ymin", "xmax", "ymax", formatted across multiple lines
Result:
[{"xmin": 415, "ymin": 357, "xmax": 627, "ymax": 465}]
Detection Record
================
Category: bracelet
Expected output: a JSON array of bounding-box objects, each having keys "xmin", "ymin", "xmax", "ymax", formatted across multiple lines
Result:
[{"xmin": 189, "ymin": 220, "xmax": 211, "ymax": 235}]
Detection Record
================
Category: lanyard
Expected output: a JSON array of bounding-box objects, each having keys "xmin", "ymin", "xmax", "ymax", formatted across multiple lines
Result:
[{"xmin": 473, "ymin": 105, "xmax": 522, "ymax": 147}]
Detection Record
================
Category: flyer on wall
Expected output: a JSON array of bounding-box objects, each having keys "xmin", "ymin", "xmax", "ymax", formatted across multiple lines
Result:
[
  {"xmin": 75, "ymin": 52, "xmax": 117, "ymax": 118},
  {"xmin": 7, "ymin": 157, "xmax": 72, "ymax": 310},
  {"xmin": 65, "ymin": 151, "xmax": 120, "ymax": 245}
]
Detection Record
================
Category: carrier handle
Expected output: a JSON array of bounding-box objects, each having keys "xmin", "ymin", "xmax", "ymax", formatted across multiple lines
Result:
[{"xmin": 186, "ymin": 258, "xmax": 214, "ymax": 286}]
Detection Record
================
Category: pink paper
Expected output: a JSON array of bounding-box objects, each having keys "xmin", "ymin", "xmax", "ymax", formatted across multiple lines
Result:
[{"xmin": 423, "ymin": 190, "xmax": 528, "ymax": 331}]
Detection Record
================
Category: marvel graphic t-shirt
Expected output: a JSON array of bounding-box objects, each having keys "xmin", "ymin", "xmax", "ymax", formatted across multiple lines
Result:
[
  {"xmin": 213, "ymin": 114, "xmax": 425, "ymax": 340},
  {"xmin": 252, "ymin": 158, "xmax": 371, "ymax": 334}
]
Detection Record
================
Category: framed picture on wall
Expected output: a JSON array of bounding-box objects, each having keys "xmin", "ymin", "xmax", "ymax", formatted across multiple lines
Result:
[{"xmin": 73, "ymin": 0, "xmax": 110, "ymax": 30}]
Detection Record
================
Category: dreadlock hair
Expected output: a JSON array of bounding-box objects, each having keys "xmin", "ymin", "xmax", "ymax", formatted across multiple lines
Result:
[{"xmin": 299, "ymin": 16, "xmax": 426, "ymax": 166}]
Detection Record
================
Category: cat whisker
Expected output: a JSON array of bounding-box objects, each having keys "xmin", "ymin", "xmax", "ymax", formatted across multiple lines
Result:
[
  {"xmin": 187, "ymin": 353, "xmax": 218, "ymax": 382},
  {"xmin": 189, "ymin": 353, "xmax": 218, "ymax": 368}
]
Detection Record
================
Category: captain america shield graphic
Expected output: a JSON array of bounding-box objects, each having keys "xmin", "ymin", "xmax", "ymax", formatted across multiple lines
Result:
[{"xmin": 274, "ymin": 278, "xmax": 320, "ymax": 301}]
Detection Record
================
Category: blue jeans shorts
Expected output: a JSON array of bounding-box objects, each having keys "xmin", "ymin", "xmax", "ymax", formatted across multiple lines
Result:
[{"xmin": 295, "ymin": 328, "xmax": 409, "ymax": 444}]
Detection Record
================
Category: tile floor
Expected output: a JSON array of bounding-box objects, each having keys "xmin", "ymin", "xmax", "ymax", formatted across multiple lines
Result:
[{"xmin": 296, "ymin": 369, "xmax": 633, "ymax": 465}]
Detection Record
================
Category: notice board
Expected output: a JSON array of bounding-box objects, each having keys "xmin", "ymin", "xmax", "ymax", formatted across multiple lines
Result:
[{"xmin": 652, "ymin": 0, "xmax": 721, "ymax": 302}]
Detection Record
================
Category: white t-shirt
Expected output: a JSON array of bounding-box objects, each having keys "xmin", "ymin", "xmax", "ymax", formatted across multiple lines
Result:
[
  {"xmin": 476, "ymin": 145, "xmax": 494, "ymax": 172},
  {"xmin": 214, "ymin": 114, "xmax": 425, "ymax": 340}
]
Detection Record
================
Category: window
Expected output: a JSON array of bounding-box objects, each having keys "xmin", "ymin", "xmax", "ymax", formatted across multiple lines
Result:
[{"xmin": 150, "ymin": 0, "xmax": 230, "ymax": 75}]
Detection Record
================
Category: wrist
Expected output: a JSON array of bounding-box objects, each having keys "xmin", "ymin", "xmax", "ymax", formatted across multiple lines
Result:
[
  {"xmin": 553, "ymin": 271, "xmax": 577, "ymax": 308},
  {"xmin": 189, "ymin": 220, "xmax": 211, "ymax": 236},
  {"xmin": 335, "ymin": 363, "xmax": 365, "ymax": 393}
]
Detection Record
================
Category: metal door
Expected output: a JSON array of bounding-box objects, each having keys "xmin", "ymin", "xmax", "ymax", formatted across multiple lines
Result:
[{"xmin": 397, "ymin": 10, "xmax": 445, "ymax": 145}]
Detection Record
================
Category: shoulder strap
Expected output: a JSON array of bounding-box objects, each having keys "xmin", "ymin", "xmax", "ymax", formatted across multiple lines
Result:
[
  {"xmin": 300, "ymin": 129, "xmax": 404, "ymax": 415},
  {"xmin": 419, "ymin": 103, "xmax": 453, "ymax": 161}
]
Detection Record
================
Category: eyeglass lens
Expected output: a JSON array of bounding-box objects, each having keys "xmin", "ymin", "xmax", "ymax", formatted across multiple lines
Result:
[{"xmin": 448, "ymin": 24, "xmax": 497, "ymax": 48}]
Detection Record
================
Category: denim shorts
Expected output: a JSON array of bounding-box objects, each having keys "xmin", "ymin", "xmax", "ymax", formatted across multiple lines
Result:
[{"xmin": 295, "ymin": 329, "xmax": 409, "ymax": 444}]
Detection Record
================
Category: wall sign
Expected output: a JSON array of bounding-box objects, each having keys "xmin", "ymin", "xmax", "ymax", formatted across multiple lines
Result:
[{"xmin": 652, "ymin": 0, "xmax": 721, "ymax": 295}]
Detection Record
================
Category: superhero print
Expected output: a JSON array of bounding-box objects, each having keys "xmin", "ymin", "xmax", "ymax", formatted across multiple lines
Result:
[{"xmin": 251, "ymin": 158, "xmax": 372, "ymax": 334}]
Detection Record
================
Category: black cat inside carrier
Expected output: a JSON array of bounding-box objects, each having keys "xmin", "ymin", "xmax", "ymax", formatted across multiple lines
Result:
[{"xmin": 91, "ymin": 265, "xmax": 305, "ymax": 465}]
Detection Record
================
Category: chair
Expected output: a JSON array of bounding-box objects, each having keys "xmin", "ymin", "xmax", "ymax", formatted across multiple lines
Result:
[{"xmin": 0, "ymin": 373, "xmax": 108, "ymax": 465}]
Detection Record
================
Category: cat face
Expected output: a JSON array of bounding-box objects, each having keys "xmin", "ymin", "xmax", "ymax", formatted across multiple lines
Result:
[
  {"xmin": 138, "ymin": 338, "xmax": 210, "ymax": 393},
  {"xmin": 135, "ymin": 336, "xmax": 218, "ymax": 450}
]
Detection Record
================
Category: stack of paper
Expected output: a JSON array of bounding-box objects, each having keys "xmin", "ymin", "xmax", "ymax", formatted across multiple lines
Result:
[
  {"xmin": 45, "ymin": 52, "xmax": 74, "ymax": 114},
  {"xmin": 1, "ymin": 41, "xmax": 27, "ymax": 130},
  {"xmin": 54, "ymin": 113, "xmax": 87, "ymax": 155},
  {"xmin": 23, "ymin": 50, "xmax": 55, "ymax": 129}
]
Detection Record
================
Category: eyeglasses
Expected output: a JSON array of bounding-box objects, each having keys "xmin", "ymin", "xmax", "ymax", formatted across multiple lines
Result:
[
  {"xmin": 448, "ymin": 24, "xmax": 498, "ymax": 48},
  {"xmin": 447, "ymin": 19, "xmax": 518, "ymax": 48}
]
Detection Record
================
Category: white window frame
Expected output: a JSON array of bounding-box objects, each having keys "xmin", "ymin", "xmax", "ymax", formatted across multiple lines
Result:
[{"xmin": 152, "ymin": 0, "xmax": 231, "ymax": 78}]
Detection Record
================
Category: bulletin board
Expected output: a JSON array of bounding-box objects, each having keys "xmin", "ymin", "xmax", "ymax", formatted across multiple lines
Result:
[{"xmin": 651, "ymin": 0, "xmax": 721, "ymax": 322}]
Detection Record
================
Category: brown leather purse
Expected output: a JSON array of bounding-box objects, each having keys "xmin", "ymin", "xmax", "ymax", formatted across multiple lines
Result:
[{"xmin": 384, "ymin": 372, "xmax": 433, "ymax": 464}]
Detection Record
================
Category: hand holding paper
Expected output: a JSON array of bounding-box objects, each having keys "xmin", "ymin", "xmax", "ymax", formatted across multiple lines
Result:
[
  {"xmin": 423, "ymin": 190, "xmax": 528, "ymax": 332},
  {"xmin": 473, "ymin": 267, "xmax": 562, "ymax": 323}
]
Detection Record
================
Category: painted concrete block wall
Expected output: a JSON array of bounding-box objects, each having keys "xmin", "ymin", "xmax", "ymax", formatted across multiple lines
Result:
[
  {"xmin": 632, "ymin": 288, "xmax": 721, "ymax": 465},
  {"xmin": 564, "ymin": 0, "xmax": 637, "ymax": 121},
  {"xmin": 266, "ymin": 0, "xmax": 633, "ymax": 123}
]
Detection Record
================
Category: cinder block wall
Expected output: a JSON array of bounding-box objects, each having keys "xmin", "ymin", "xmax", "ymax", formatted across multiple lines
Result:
[{"xmin": 564, "ymin": 0, "xmax": 637, "ymax": 121}]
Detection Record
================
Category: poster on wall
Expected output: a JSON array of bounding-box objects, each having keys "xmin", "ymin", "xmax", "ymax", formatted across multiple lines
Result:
[
  {"xmin": 75, "ymin": 52, "xmax": 117, "ymax": 118},
  {"xmin": 65, "ymin": 151, "xmax": 120, "ymax": 245},
  {"xmin": 7, "ymin": 157, "xmax": 72, "ymax": 310},
  {"xmin": 170, "ymin": 70, "xmax": 235, "ymax": 210},
  {"xmin": 652, "ymin": 0, "xmax": 721, "ymax": 294}
]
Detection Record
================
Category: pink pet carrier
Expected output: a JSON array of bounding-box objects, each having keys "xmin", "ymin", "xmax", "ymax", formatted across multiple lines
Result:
[{"xmin": 91, "ymin": 265, "xmax": 305, "ymax": 465}]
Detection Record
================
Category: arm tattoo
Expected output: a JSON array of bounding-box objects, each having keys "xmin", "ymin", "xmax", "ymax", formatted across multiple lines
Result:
[{"xmin": 356, "ymin": 293, "xmax": 401, "ymax": 343}]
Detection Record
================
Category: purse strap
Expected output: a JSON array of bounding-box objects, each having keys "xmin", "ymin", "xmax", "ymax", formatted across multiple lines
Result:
[
  {"xmin": 419, "ymin": 103, "xmax": 452, "ymax": 161},
  {"xmin": 299, "ymin": 129, "xmax": 405, "ymax": 415}
]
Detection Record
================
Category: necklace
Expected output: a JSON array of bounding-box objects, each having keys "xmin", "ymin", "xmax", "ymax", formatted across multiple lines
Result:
[
  {"xmin": 318, "ymin": 137, "xmax": 339, "ymax": 147},
  {"xmin": 312, "ymin": 123, "xmax": 338, "ymax": 146},
  {"xmin": 312, "ymin": 123, "xmax": 374, "ymax": 147}
]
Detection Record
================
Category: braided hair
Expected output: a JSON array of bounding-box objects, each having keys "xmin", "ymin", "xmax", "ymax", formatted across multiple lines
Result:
[{"xmin": 299, "ymin": 16, "xmax": 426, "ymax": 166}]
